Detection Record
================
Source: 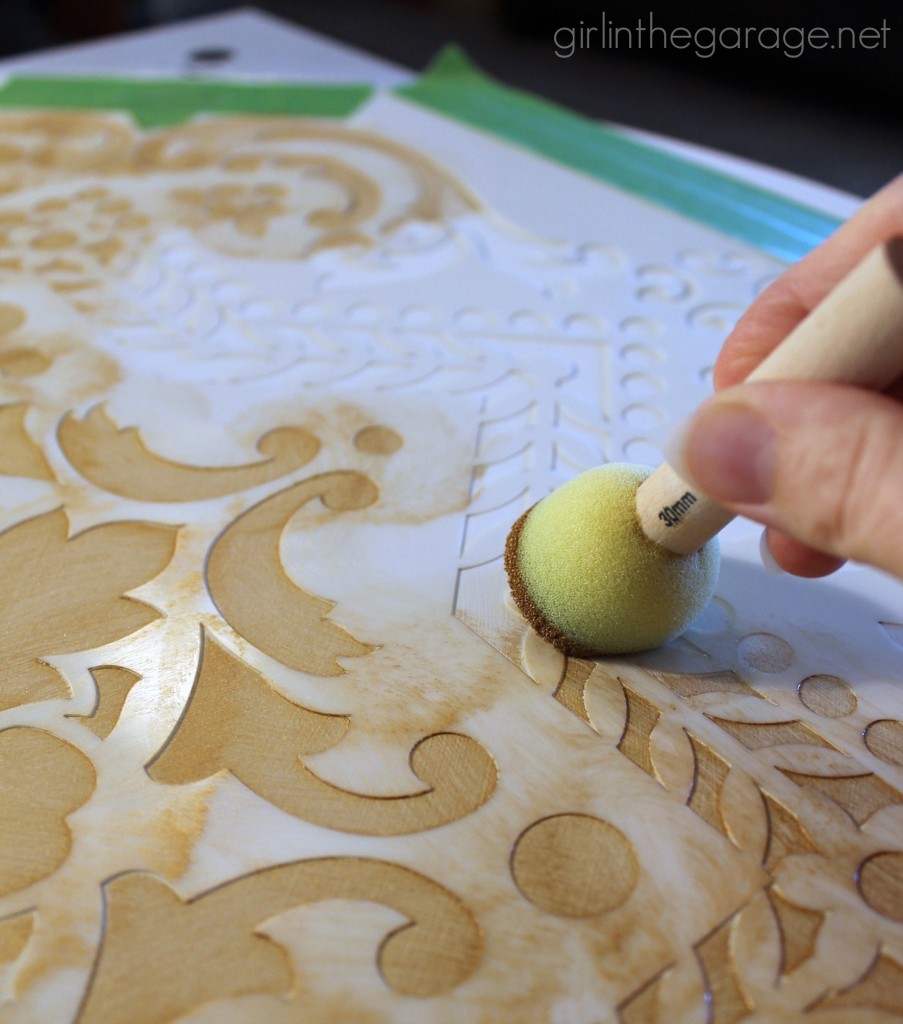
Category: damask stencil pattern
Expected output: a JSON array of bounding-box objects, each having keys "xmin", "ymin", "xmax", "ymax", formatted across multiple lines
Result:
[{"xmin": 0, "ymin": 95, "xmax": 901, "ymax": 1024}]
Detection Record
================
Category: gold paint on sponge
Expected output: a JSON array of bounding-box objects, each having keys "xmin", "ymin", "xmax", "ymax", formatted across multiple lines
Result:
[{"xmin": 504, "ymin": 464, "xmax": 720, "ymax": 656}]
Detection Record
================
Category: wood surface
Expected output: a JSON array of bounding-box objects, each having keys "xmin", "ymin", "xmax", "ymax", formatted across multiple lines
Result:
[{"xmin": 0, "ymin": 103, "xmax": 900, "ymax": 1024}]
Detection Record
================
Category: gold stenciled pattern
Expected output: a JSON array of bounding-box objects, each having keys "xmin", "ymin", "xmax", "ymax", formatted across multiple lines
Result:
[
  {"xmin": 0, "ymin": 385, "xmax": 499, "ymax": 1017},
  {"xmin": 0, "ymin": 111, "xmax": 481, "ymax": 287},
  {"xmin": 0, "ymin": 99, "xmax": 902, "ymax": 1024}
]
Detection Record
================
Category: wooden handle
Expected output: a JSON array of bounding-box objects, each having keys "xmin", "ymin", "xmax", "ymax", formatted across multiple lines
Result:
[{"xmin": 636, "ymin": 237, "xmax": 903, "ymax": 555}]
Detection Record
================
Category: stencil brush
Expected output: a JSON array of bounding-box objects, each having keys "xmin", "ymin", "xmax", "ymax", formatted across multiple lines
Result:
[{"xmin": 505, "ymin": 237, "xmax": 903, "ymax": 656}]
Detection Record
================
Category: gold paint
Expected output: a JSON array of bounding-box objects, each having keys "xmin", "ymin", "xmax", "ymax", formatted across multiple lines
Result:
[
  {"xmin": 510, "ymin": 814, "xmax": 638, "ymax": 918},
  {"xmin": 97, "ymin": 198, "xmax": 130, "ymax": 215},
  {"xmin": 857, "ymin": 851, "xmax": 903, "ymax": 922},
  {"xmin": 148, "ymin": 628, "xmax": 349, "ymax": 780},
  {"xmin": 303, "ymin": 229, "xmax": 372, "ymax": 256},
  {"xmin": 78, "ymin": 859, "xmax": 482, "ymax": 1023},
  {"xmin": 780, "ymin": 769, "xmax": 903, "ymax": 826},
  {"xmin": 0, "ymin": 302, "xmax": 25, "ymax": 333},
  {"xmin": 85, "ymin": 237, "xmax": 124, "ymax": 265},
  {"xmin": 685, "ymin": 732, "xmax": 731, "ymax": 836},
  {"xmin": 707, "ymin": 716, "xmax": 841, "ymax": 752},
  {"xmin": 13, "ymin": 924, "xmax": 95, "ymax": 995},
  {"xmin": 169, "ymin": 181, "xmax": 289, "ymax": 240},
  {"xmin": 864, "ymin": 719, "xmax": 903, "ymax": 765},
  {"xmin": 51, "ymin": 279, "xmax": 97, "ymax": 293},
  {"xmin": 35, "ymin": 257, "xmax": 84, "ymax": 273},
  {"xmin": 30, "ymin": 229, "xmax": 78, "ymax": 250},
  {"xmin": 148, "ymin": 787, "xmax": 212, "ymax": 882},
  {"xmin": 0, "ymin": 910, "xmax": 34, "ymax": 966},
  {"xmin": 617, "ymin": 682, "xmax": 661, "ymax": 779},
  {"xmin": 34, "ymin": 197, "xmax": 70, "ymax": 212},
  {"xmin": 617, "ymin": 968, "xmax": 670, "ymax": 1024},
  {"xmin": 0, "ymin": 403, "xmax": 53, "ymax": 479},
  {"xmin": 353, "ymin": 424, "xmax": 403, "ymax": 456},
  {"xmin": 650, "ymin": 670, "xmax": 765, "ymax": 701},
  {"xmin": 0, "ymin": 728, "xmax": 95, "ymax": 898},
  {"xmin": 766, "ymin": 888, "xmax": 824, "ymax": 976},
  {"xmin": 797, "ymin": 674, "xmax": 857, "ymax": 718},
  {"xmin": 221, "ymin": 154, "xmax": 264, "ymax": 172},
  {"xmin": 206, "ymin": 473, "xmax": 377, "ymax": 677},
  {"xmin": 148, "ymin": 629, "xmax": 496, "ymax": 835},
  {"xmin": 296, "ymin": 157, "xmax": 381, "ymax": 229},
  {"xmin": 759, "ymin": 790, "xmax": 818, "ymax": 871},
  {"xmin": 553, "ymin": 657, "xmax": 594, "ymax": 724},
  {"xmin": 59, "ymin": 405, "xmax": 320, "ymax": 501},
  {"xmin": 0, "ymin": 507, "xmax": 177, "ymax": 712},
  {"xmin": 282, "ymin": 731, "xmax": 497, "ymax": 835},
  {"xmin": 815, "ymin": 951, "xmax": 903, "ymax": 1014},
  {"xmin": 0, "ymin": 347, "xmax": 52, "ymax": 377},
  {"xmin": 68, "ymin": 665, "xmax": 142, "ymax": 740},
  {"xmin": 694, "ymin": 916, "xmax": 754, "ymax": 1024}
]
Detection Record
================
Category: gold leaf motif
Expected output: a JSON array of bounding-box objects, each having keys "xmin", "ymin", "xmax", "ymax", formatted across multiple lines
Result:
[
  {"xmin": 58, "ymin": 404, "xmax": 320, "ymax": 501},
  {"xmin": 77, "ymin": 859, "xmax": 483, "ymax": 1024},
  {"xmin": 766, "ymin": 888, "xmax": 824, "ymax": 976},
  {"xmin": 649, "ymin": 670, "xmax": 765, "ymax": 701},
  {"xmin": 780, "ymin": 769, "xmax": 903, "ymax": 826},
  {"xmin": 694, "ymin": 914, "xmax": 754, "ymax": 1024},
  {"xmin": 67, "ymin": 665, "xmax": 142, "ymax": 740},
  {"xmin": 0, "ymin": 509, "xmax": 177, "ymax": 711},
  {"xmin": 707, "ymin": 716, "xmax": 841, "ymax": 752},
  {"xmin": 617, "ymin": 682, "xmax": 661, "ymax": 779},
  {"xmin": 0, "ymin": 909, "xmax": 34, "ymax": 968},
  {"xmin": 0, "ymin": 728, "xmax": 95, "ymax": 898},
  {"xmin": 553, "ymin": 657, "xmax": 594, "ymax": 724},
  {"xmin": 759, "ymin": 789, "xmax": 819, "ymax": 870},
  {"xmin": 205, "ymin": 473, "xmax": 378, "ymax": 677},
  {"xmin": 147, "ymin": 630, "xmax": 496, "ymax": 835},
  {"xmin": 147, "ymin": 628, "xmax": 348, "ymax": 778},
  {"xmin": 617, "ymin": 967, "xmax": 671, "ymax": 1024},
  {"xmin": 814, "ymin": 951, "xmax": 903, "ymax": 1015},
  {"xmin": 685, "ymin": 732, "xmax": 731, "ymax": 836},
  {"xmin": 0, "ymin": 403, "xmax": 53, "ymax": 480}
]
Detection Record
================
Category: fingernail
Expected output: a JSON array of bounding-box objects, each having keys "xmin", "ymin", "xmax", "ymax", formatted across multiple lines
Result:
[
  {"xmin": 758, "ymin": 529, "xmax": 786, "ymax": 575},
  {"xmin": 666, "ymin": 400, "xmax": 776, "ymax": 505}
]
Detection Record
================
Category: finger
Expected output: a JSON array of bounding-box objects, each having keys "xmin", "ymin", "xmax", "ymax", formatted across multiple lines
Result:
[
  {"xmin": 714, "ymin": 174, "xmax": 903, "ymax": 390},
  {"xmin": 762, "ymin": 526, "xmax": 846, "ymax": 578},
  {"xmin": 671, "ymin": 379, "xmax": 903, "ymax": 579}
]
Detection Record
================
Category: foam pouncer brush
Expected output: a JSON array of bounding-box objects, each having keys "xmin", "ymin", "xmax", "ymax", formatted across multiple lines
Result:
[{"xmin": 505, "ymin": 238, "xmax": 903, "ymax": 656}]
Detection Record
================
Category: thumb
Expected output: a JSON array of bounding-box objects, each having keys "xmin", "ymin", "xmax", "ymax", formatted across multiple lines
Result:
[{"xmin": 671, "ymin": 380, "xmax": 903, "ymax": 579}]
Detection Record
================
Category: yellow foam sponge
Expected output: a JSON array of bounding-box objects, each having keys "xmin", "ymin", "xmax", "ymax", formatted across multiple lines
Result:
[{"xmin": 505, "ymin": 464, "xmax": 720, "ymax": 656}]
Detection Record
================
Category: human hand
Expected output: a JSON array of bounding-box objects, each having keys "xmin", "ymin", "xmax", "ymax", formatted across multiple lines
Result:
[{"xmin": 669, "ymin": 174, "xmax": 903, "ymax": 580}]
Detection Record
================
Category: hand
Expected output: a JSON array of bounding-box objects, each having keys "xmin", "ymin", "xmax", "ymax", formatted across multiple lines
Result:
[{"xmin": 670, "ymin": 174, "xmax": 903, "ymax": 580}]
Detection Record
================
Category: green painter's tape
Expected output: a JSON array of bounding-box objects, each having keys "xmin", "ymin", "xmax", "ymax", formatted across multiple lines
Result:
[
  {"xmin": 0, "ymin": 54, "xmax": 843, "ymax": 259},
  {"xmin": 398, "ymin": 47, "xmax": 843, "ymax": 262},
  {"xmin": 0, "ymin": 75, "xmax": 371, "ymax": 128}
]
